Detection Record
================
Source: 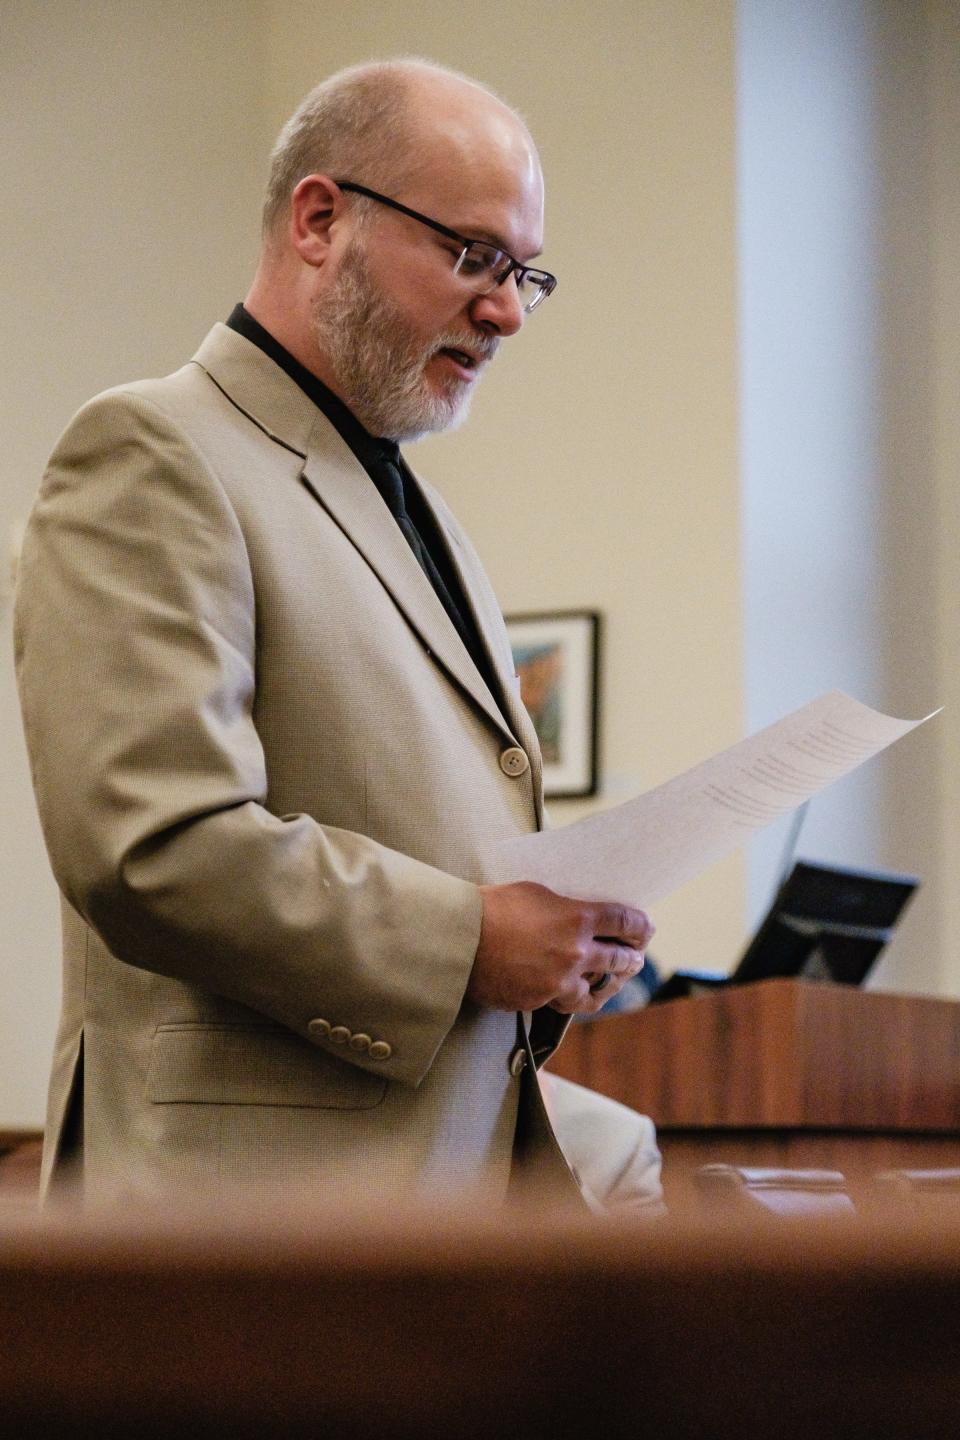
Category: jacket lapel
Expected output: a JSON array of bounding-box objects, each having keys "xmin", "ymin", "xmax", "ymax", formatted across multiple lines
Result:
[{"xmin": 299, "ymin": 429, "xmax": 514, "ymax": 742}]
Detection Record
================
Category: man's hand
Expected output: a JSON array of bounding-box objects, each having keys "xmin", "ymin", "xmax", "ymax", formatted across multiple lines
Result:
[{"xmin": 468, "ymin": 881, "xmax": 655, "ymax": 1015}]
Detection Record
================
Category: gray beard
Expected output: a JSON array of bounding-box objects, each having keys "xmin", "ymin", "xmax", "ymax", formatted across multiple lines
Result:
[{"xmin": 310, "ymin": 239, "xmax": 494, "ymax": 441}]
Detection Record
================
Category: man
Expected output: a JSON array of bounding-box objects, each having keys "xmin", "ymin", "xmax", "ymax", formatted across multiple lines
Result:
[{"xmin": 16, "ymin": 59, "xmax": 659, "ymax": 1210}]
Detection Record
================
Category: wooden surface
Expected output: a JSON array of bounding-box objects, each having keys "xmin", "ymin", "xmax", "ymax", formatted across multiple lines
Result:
[
  {"xmin": 0, "ymin": 1134, "xmax": 41, "ymax": 1216},
  {"xmin": 547, "ymin": 978, "xmax": 960, "ymax": 1130},
  {"xmin": 0, "ymin": 1129, "xmax": 42, "ymax": 1153},
  {"xmin": 546, "ymin": 979, "xmax": 960, "ymax": 1209},
  {"xmin": 3, "ymin": 1204, "xmax": 960, "ymax": 1438},
  {"xmin": 658, "ymin": 1129, "xmax": 960, "ymax": 1213}
]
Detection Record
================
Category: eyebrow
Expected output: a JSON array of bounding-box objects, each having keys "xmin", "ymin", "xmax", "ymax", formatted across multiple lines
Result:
[
  {"xmin": 458, "ymin": 224, "xmax": 544, "ymax": 265},
  {"xmin": 422, "ymin": 207, "xmax": 541, "ymax": 264}
]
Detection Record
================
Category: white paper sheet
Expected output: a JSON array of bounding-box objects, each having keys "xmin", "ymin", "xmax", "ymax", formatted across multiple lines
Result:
[{"xmin": 493, "ymin": 691, "xmax": 936, "ymax": 907}]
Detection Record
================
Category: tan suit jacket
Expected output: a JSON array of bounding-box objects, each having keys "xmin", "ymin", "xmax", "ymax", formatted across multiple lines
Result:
[{"xmin": 15, "ymin": 324, "xmax": 572, "ymax": 1207}]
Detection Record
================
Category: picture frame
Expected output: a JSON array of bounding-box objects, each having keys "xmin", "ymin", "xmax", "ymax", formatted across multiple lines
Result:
[{"xmin": 504, "ymin": 610, "xmax": 600, "ymax": 799}]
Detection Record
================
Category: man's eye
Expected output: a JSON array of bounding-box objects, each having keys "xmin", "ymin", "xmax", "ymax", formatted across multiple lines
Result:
[{"xmin": 457, "ymin": 247, "xmax": 495, "ymax": 277}]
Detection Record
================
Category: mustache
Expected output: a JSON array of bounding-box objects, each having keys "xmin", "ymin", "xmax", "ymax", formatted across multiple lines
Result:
[{"xmin": 428, "ymin": 332, "xmax": 500, "ymax": 365}]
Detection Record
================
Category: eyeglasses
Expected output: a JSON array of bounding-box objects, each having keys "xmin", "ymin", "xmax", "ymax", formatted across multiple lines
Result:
[{"xmin": 336, "ymin": 181, "xmax": 557, "ymax": 314}]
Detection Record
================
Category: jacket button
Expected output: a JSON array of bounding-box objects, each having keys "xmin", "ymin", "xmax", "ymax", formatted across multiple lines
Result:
[
  {"xmin": 349, "ymin": 1032, "xmax": 372, "ymax": 1052},
  {"xmin": 308, "ymin": 1018, "xmax": 331, "ymax": 1039},
  {"xmin": 509, "ymin": 1046, "xmax": 528, "ymax": 1076},
  {"xmin": 368, "ymin": 1040, "xmax": 393, "ymax": 1061},
  {"xmin": 499, "ymin": 746, "xmax": 529, "ymax": 778},
  {"xmin": 328, "ymin": 1025, "xmax": 351, "ymax": 1045}
]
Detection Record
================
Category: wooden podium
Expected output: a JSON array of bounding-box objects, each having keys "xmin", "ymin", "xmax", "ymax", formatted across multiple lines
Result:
[{"xmin": 546, "ymin": 978, "xmax": 960, "ymax": 1208}]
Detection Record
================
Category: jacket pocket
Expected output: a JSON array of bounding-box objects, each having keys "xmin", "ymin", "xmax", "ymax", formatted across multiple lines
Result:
[{"xmin": 147, "ymin": 1021, "xmax": 387, "ymax": 1110}]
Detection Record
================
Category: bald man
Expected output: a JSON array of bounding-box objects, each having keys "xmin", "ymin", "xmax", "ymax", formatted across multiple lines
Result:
[{"xmin": 16, "ymin": 60, "xmax": 661, "ymax": 1212}]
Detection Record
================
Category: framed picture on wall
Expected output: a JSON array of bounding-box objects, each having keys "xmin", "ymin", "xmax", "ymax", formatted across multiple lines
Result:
[{"xmin": 504, "ymin": 610, "xmax": 600, "ymax": 799}]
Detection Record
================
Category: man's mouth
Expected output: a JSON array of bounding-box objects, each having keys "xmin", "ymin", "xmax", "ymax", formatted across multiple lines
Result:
[{"xmin": 439, "ymin": 346, "xmax": 480, "ymax": 370}]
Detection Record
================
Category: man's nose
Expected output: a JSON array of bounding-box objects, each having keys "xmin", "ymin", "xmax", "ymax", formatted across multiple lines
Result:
[{"xmin": 469, "ymin": 273, "xmax": 525, "ymax": 337}]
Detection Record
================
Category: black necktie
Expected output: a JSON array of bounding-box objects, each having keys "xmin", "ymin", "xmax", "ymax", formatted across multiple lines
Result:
[
  {"xmin": 377, "ymin": 452, "xmax": 437, "ymax": 578},
  {"xmin": 375, "ymin": 448, "xmax": 484, "ymax": 667}
]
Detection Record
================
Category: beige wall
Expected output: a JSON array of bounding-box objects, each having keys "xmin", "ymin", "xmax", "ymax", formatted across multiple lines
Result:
[
  {"xmin": 1, "ymin": 0, "xmax": 954, "ymax": 1128},
  {"xmin": 932, "ymin": 0, "xmax": 960, "ymax": 983}
]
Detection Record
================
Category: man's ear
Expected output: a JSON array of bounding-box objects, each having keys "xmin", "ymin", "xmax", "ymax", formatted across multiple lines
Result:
[{"xmin": 288, "ymin": 174, "xmax": 343, "ymax": 268}]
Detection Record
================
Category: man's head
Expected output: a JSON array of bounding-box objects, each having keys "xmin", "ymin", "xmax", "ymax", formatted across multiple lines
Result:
[{"xmin": 246, "ymin": 60, "xmax": 551, "ymax": 441}]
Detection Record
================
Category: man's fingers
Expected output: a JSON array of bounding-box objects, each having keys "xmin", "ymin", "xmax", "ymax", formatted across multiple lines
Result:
[
  {"xmin": 548, "ymin": 961, "xmax": 641, "ymax": 1015},
  {"xmin": 589, "ymin": 901, "xmax": 655, "ymax": 950},
  {"xmin": 584, "ymin": 945, "xmax": 645, "ymax": 983}
]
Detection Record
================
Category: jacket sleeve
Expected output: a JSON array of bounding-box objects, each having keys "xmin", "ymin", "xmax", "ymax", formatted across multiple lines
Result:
[{"xmin": 14, "ymin": 388, "xmax": 483, "ymax": 1088}]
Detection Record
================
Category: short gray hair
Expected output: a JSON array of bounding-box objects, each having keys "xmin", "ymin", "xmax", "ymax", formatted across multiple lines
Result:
[{"xmin": 262, "ymin": 59, "xmax": 508, "ymax": 237}]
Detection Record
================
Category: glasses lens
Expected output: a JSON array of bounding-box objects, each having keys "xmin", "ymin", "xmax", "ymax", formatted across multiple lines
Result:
[
  {"xmin": 516, "ymin": 269, "xmax": 555, "ymax": 313},
  {"xmin": 454, "ymin": 241, "xmax": 511, "ymax": 285},
  {"xmin": 453, "ymin": 243, "xmax": 556, "ymax": 313}
]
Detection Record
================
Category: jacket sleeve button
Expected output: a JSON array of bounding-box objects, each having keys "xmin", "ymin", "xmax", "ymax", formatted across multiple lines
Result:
[
  {"xmin": 328, "ymin": 1025, "xmax": 351, "ymax": 1045},
  {"xmin": 368, "ymin": 1040, "xmax": 393, "ymax": 1061},
  {"xmin": 308, "ymin": 1018, "xmax": 331, "ymax": 1039},
  {"xmin": 349, "ymin": 1032, "xmax": 372, "ymax": 1052}
]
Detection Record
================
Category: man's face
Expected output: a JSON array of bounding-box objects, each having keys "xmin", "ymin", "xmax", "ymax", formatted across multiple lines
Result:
[{"xmin": 310, "ymin": 101, "xmax": 546, "ymax": 442}]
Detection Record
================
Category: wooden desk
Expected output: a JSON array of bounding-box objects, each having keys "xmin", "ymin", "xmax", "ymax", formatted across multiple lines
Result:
[
  {"xmin": 546, "ymin": 979, "xmax": 960, "ymax": 1209},
  {"xmin": 3, "ymin": 1203, "xmax": 960, "ymax": 1437}
]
